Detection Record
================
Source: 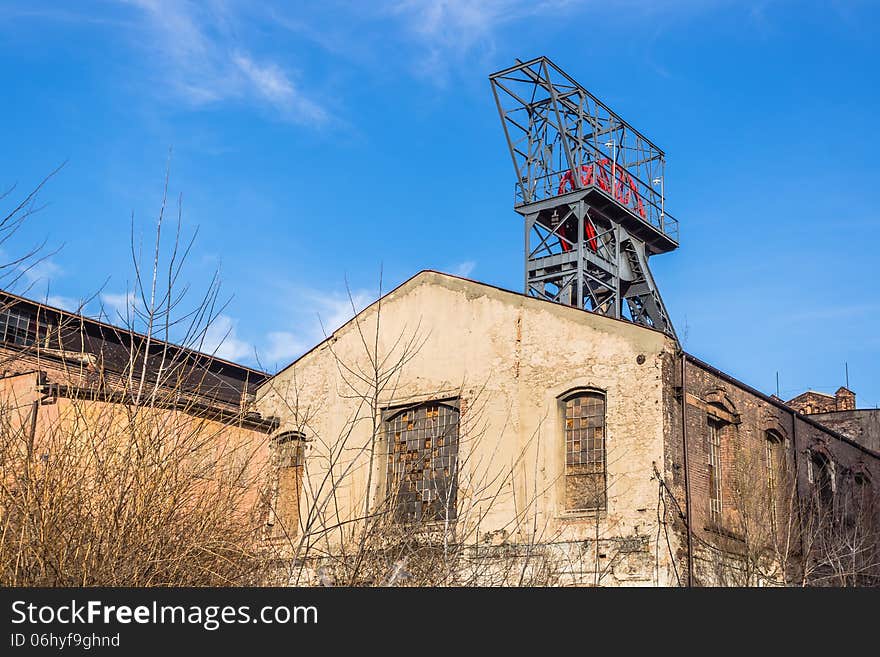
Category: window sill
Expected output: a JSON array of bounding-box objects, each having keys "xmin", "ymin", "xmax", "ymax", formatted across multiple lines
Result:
[
  {"xmin": 389, "ymin": 519, "xmax": 459, "ymax": 531},
  {"xmin": 557, "ymin": 509, "xmax": 607, "ymax": 521},
  {"xmin": 703, "ymin": 522, "xmax": 745, "ymax": 543}
]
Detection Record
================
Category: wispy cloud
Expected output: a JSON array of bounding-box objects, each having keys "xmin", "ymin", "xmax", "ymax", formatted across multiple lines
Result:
[
  {"xmin": 264, "ymin": 330, "xmax": 309, "ymax": 363},
  {"xmin": 8, "ymin": 0, "xmax": 719, "ymax": 123},
  {"xmin": 387, "ymin": 0, "xmax": 573, "ymax": 79},
  {"xmin": 92, "ymin": 283, "xmax": 374, "ymax": 369},
  {"xmin": 20, "ymin": 258, "xmax": 63, "ymax": 286},
  {"xmin": 45, "ymin": 295, "xmax": 81, "ymax": 312},
  {"xmin": 201, "ymin": 313, "xmax": 252, "ymax": 361},
  {"xmin": 314, "ymin": 290, "xmax": 374, "ymax": 337},
  {"xmin": 451, "ymin": 260, "xmax": 476, "ymax": 278},
  {"xmin": 253, "ymin": 286, "xmax": 375, "ymax": 368},
  {"xmin": 119, "ymin": 0, "xmax": 328, "ymax": 124},
  {"xmin": 382, "ymin": 0, "xmax": 734, "ymax": 82},
  {"xmin": 99, "ymin": 290, "xmax": 136, "ymax": 323},
  {"xmin": 232, "ymin": 53, "xmax": 327, "ymax": 123}
]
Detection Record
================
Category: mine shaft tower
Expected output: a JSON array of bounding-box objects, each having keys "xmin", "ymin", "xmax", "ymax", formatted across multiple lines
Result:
[{"xmin": 490, "ymin": 56, "xmax": 678, "ymax": 337}]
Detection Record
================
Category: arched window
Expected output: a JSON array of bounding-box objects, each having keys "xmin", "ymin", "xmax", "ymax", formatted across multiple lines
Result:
[
  {"xmin": 765, "ymin": 429, "xmax": 785, "ymax": 533},
  {"xmin": 707, "ymin": 418, "xmax": 723, "ymax": 524},
  {"xmin": 268, "ymin": 431, "xmax": 305, "ymax": 538},
  {"xmin": 849, "ymin": 469, "xmax": 872, "ymax": 523},
  {"xmin": 704, "ymin": 389, "xmax": 738, "ymax": 527},
  {"xmin": 561, "ymin": 389, "xmax": 607, "ymax": 512},
  {"xmin": 853, "ymin": 470, "xmax": 871, "ymax": 491},
  {"xmin": 809, "ymin": 451, "xmax": 835, "ymax": 515},
  {"xmin": 384, "ymin": 399, "xmax": 460, "ymax": 523}
]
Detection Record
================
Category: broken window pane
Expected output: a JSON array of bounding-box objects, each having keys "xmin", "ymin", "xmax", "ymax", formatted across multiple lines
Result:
[
  {"xmin": 563, "ymin": 391, "xmax": 606, "ymax": 511},
  {"xmin": 385, "ymin": 400, "xmax": 460, "ymax": 523}
]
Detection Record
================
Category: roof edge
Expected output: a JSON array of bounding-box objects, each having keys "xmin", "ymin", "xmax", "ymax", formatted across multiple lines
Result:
[
  {"xmin": 267, "ymin": 269, "xmax": 674, "ymax": 380},
  {"xmin": 0, "ymin": 288, "xmax": 269, "ymax": 379},
  {"xmin": 685, "ymin": 353, "xmax": 880, "ymax": 460}
]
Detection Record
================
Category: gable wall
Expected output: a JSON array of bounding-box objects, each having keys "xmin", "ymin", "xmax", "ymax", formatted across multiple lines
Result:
[{"xmin": 257, "ymin": 273, "xmax": 681, "ymax": 585}]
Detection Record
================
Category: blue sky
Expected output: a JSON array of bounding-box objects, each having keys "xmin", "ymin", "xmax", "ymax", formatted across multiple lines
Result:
[{"xmin": 1, "ymin": 1, "xmax": 878, "ymax": 406}]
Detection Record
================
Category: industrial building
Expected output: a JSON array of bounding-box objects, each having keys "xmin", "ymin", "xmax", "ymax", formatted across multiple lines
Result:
[
  {"xmin": 2, "ymin": 57, "xmax": 877, "ymax": 586},
  {"xmin": 253, "ymin": 57, "xmax": 880, "ymax": 585}
]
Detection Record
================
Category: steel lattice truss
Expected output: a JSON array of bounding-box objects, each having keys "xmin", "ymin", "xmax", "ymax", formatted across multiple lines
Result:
[{"xmin": 489, "ymin": 56, "xmax": 680, "ymax": 337}]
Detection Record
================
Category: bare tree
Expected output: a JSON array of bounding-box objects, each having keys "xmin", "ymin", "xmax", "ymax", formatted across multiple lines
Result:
[
  {"xmin": 694, "ymin": 435, "xmax": 880, "ymax": 587},
  {"xmin": 0, "ymin": 164, "xmax": 65, "ymax": 293},
  {"xmin": 0, "ymin": 167, "xmax": 271, "ymax": 586}
]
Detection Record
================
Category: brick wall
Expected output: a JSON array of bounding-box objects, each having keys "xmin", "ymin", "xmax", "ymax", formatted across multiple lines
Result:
[
  {"xmin": 663, "ymin": 354, "xmax": 880, "ymax": 585},
  {"xmin": 787, "ymin": 387, "xmax": 856, "ymax": 415}
]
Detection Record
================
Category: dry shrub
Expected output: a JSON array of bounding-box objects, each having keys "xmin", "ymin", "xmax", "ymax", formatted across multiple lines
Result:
[
  {"xmin": 0, "ymin": 166, "xmax": 271, "ymax": 586},
  {"xmin": 0, "ymin": 393, "xmax": 265, "ymax": 586}
]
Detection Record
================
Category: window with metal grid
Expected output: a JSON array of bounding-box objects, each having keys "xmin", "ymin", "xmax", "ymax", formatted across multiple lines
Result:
[
  {"xmin": 385, "ymin": 400, "xmax": 460, "ymax": 523},
  {"xmin": 708, "ymin": 419, "xmax": 723, "ymax": 523},
  {"xmin": 563, "ymin": 391, "xmax": 606, "ymax": 511},
  {"xmin": 0, "ymin": 307, "xmax": 42, "ymax": 347}
]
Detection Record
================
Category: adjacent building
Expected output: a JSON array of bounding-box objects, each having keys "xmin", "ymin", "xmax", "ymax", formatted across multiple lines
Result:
[
  {"xmin": 0, "ymin": 290, "xmax": 278, "ymax": 522},
  {"xmin": 786, "ymin": 388, "xmax": 880, "ymax": 454}
]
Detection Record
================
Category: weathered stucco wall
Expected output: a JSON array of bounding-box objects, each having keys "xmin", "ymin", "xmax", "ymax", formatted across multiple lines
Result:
[
  {"xmin": 0, "ymin": 370, "xmax": 273, "ymax": 529},
  {"xmin": 257, "ymin": 271, "xmax": 681, "ymax": 586}
]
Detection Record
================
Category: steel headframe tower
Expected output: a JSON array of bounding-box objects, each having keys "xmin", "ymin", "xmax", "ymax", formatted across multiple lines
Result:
[{"xmin": 490, "ymin": 56, "xmax": 679, "ymax": 337}]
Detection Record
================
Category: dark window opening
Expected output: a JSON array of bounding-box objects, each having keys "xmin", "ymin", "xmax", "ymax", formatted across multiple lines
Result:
[
  {"xmin": 811, "ymin": 452, "xmax": 834, "ymax": 514},
  {"xmin": 849, "ymin": 471, "xmax": 871, "ymax": 521}
]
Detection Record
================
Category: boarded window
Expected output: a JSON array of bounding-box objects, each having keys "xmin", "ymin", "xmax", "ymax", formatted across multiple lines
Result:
[
  {"xmin": 563, "ymin": 391, "xmax": 606, "ymax": 511},
  {"xmin": 268, "ymin": 432, "xmax": 303, "ymax": 538},
  {"xmin": 385, "ymin": 400, "xmax": 460, "ymax": 523},
  {"xmin": 708, "ymin": 419, "xmax": 722, "ymax": 524}
]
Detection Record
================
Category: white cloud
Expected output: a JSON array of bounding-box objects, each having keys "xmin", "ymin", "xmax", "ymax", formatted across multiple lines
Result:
[
  {"xmin": 384, "ymin": 1, "xmax": 726, "ymax": 80},
  {"xmin": 100, "ymin": 291, "xmax": 136, "ymax": 322},
  {"xmin": 93, "ymin": 285, "xmax": 375, "ymax": 369},
  {"xmin": 394, "ymin": 0, "xmax": 515, "ymax": 43},
  {"xmin": 451, "ymin": 260, "xmax": 476, "ymax": 277},
  {"xmin": 45, "ymin": 295, "xmax": 81, "ymax": 312},
  {"xmin": 121, "ymin": 0, "xmax": 328, "ymax": 124},
  {"xmin": 20, "ymin": 258, "xmax": 63, "ymax": 286},
  {"xmin": 315, "ymin": 291, "xmax": 373, "ymax": 337},
  {"xmin": 252, "ymin": 286, "xmax": 375, "ymax": 368},
  {"xmin": 264, "ymin": 330, "xmax": 308, "ymax": 363},
  {"xmin": 234, "ymin": 54, "xmax": 295, "ymax": 104},
  {"xmin": 83, "ymin": 278, "xmax": 378, "ymax": 369},
  {"xmin": 388, "ymin": 0, "xmax": 570, "ymax": 78},
  {"xmin": 201, "ymin": 314, "xmax": 252, "ymax": 362},
  {"xmin": 233, "ymin": 53, "xmax": 327, "ymax": 123}
]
